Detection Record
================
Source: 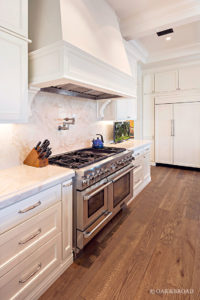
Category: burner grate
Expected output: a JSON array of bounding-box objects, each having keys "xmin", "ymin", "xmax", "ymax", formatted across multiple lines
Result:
[{"xmin": 49, "ymin": 147, "xmax": 126, "ymax": 169}]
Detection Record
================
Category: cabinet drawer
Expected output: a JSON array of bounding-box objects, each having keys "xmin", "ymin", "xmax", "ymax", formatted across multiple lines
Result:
[
  {"xmin": 143, "ymin": 147, "xmax": 151, "ymax": 154},
  {"xmin": 143, "ymin": 151, "xmax": 150, "ymax": 161},
  {"xmin": 0, "ymin": 202, "xmax": 61, "ymax": 277},
  {"xmin": 0, "ymin": 234, "xmax": 61, "ymax": 300},
  {"xmin": 133, "ymin": 155, "xmax": 143, "ymax": 167},
  {"xmin": 0, "ymin": 184, "xmax": 61, "ymax": 235}
]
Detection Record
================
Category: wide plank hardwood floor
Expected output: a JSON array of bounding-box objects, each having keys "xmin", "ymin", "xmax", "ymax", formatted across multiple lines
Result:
[{"xmin": 40, "ymin": 166, "xmax": 200, "ymax": 300}]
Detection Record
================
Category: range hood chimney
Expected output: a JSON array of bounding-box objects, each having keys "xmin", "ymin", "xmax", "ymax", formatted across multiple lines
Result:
[{"xmin": 28, "ymin": 0, "xmax": 136, "ymax": 99}]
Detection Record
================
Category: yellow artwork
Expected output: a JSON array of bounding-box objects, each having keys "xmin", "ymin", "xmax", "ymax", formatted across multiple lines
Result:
[{"xmin": 129, "ymin": 120, "xmax": 134, "ymax": 138}]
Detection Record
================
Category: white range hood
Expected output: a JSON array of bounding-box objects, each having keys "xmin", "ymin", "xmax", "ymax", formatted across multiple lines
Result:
[{"xmin": 28, "ymin": 0, "xmax": 136, "ymax": 100}]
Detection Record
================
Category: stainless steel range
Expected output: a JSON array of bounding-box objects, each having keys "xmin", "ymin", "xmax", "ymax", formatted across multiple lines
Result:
[{"xmin": 49, "ymin": 146, "xmax": 133, "ymax": 253}]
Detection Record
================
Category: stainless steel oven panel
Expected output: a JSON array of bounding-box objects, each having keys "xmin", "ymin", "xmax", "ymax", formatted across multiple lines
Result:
[
  {"xmin": 107, "ymin": 164, "xmax": 134, "ymax": 215},
  {"xmin": 76, "ymin": 179, "xmax": 112, "ymax": 231},
  {"xmin": 76, "ymin": 210, "xmax": 113, "ymax": 249}
]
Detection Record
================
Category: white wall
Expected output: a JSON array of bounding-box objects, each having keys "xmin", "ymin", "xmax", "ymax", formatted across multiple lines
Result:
[{"xmin": 0, "ymin": 92, "xmax": 113, "ymax": 171}]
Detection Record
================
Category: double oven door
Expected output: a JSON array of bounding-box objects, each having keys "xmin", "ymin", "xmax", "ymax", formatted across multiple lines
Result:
[
  {"xmin": 76, "ymin": 178, "xmax": 111, "ymax": 232},
  {"xmin": 76, "ymin": 163, "xmax": 134, "ymax": 250}
]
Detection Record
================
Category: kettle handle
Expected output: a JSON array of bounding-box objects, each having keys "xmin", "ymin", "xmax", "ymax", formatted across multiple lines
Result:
[{"xmin": 96, "ymin": 134, "xmax": 104, "ymax": 143}]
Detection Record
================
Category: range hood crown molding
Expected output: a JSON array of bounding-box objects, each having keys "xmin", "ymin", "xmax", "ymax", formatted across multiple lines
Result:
[{"xmin": 29, "ymin": 40, "xmax": 136, "ymax": 99}]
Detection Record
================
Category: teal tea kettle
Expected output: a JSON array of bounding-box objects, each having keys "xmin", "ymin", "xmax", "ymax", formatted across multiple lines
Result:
[{"xmin": 92, "ymin": 134, "xmax": 104, "ymax": 149}]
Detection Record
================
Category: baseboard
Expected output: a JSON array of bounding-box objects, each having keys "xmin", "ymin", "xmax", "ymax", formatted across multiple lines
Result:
[
  {"xmin": 133, "ymin": 176, "xmax": 151, "ymax": 199},
  {"xmin": 150, "ymin": 161, "xmax": 156, "ymax": 166},
  {"xmin": 28, "ymin": 254, "xmax": 74, "ymax": 300}
]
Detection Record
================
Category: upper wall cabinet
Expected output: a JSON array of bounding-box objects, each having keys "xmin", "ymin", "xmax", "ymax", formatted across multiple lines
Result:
[
  {"xmin": 0, "ymin": 0, "xmax": 28, "ymax": 123},
  {"xmin": 155, "ymin": 70, "xmax": 178, "ymax": 92},
  {"xmin": 0, "ymin": 0, "xmax": 28, "ymax": 37},
  {"xmin": 97, "ymin": 98, "xmax": 137, "ymax": 121},
  {"xmin": 143, "ymin": 74, "xmax": 154, "ymax": 94},
  {"xmin": 179, "ymin": 65, "xmax": 200, "ymax": 90},
  {"xmin": 0, "ymin": 31, "xmax": 28, "ymax": 123},
  {"xmin": 116, "ymin": 99, "xmax": 137, "ymax": 121}
]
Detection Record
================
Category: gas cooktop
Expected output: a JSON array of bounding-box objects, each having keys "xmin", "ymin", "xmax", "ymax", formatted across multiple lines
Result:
[{"xmin": 49, "ymin": 147, "xmax": 126, "ymax": 169}]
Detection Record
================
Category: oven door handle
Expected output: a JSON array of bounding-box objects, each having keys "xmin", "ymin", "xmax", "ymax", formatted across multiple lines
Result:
[
  {"xmin": 112, "ymin": 166, "xmax": 134, "ymax": 183},
  {"xmin": 83, "ymin": 211, "xmax": 112, "ymax": 238},
  {"xmin": 83, "ymin": 181, "xmax": 111, "ymax": 201}
]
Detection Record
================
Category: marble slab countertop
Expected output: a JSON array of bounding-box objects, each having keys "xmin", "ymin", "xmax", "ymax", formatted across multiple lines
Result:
[
  {"xmin": 0, "ymin": 165, "xmax": 75, "ymax": 210},
  {"xmin": 105, "ymin": 139, "xmax": 151, "ymax": 152}
]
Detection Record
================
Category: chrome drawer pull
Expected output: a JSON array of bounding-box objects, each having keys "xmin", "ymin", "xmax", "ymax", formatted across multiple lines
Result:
[
  {"xmin": 84, "ymin": 211, "xmax": 112, "ymax": 238},
  {"xmin": 19, "ymin": 263, "xmax": 42, "ymax": 284},
  {"xmin": 18, "ymin": 228, "xmax": 42, "ymax": 245},
  {"xmin": 18, "ymin": 201, "xmax": 41, "ymax": 214}
]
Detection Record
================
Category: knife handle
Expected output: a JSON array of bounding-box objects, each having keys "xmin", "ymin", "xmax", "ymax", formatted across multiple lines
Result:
[
  {"xmin": 35, "ymin": 141, "xmax": 41, "ymax": 150},
  {"xmin": 45, "ymin": 150, "xmax": 52, "ymax": 158}
]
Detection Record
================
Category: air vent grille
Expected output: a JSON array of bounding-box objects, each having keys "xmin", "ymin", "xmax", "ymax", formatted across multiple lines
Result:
[
  {"xmin": 157, "ymin": 28, "xmax": 173, "ymax": 36},
  {"xmin": 41, "ymin": 84, "xmax": 121, "ymax": 100}
]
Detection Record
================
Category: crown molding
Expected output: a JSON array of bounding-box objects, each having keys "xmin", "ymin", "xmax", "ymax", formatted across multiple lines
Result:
[{"xmin": 124, "ymin": 40, "xmax": 148, "ymax": 63}]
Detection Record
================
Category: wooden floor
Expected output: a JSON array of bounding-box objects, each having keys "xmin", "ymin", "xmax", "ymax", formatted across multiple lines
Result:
[{"xmin": 40, "ymin": 166, "xmax": 200, "ymax": 300}]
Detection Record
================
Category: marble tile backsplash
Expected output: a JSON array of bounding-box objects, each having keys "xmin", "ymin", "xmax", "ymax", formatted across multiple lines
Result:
[{"xmin": 0, "ymin": 92, "xmax": 113, "ymax": 170}]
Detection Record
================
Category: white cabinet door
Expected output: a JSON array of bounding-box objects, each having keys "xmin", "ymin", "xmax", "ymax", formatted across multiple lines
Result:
[
  {"xmin": 143, "ymin": 73, "xmax": 154, "ymax": 94},
  {"xmin": 100, "ymin": 98, "xmax": 137, "ymax": 121},
  {"xmin": 0, "ymin": 0, "xmax": 28, "ymax": 37},
  {"xmin": 155, "ymin": 70, "xmax": 178, "ymax": 92},
  {"xmin": 179, "ymin": 65, "xmax": 200, "ymax": 90},
  {"xmin": 155, "ymin": 104, "xmax": 173, "ymax": 164},
  {"xmin": 116, "ymin": 99, "xmax": 137, "ymax": 121},
  {"xmin": 0, "ymin": 31, "xmax": 28, "ymax": 123},
  {"xmin": 173, "ymin": 102, "xmax": 200, "ymax": 168}
]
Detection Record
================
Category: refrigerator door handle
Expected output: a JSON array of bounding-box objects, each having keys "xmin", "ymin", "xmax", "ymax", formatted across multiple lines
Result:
[
  {"xmin": 171, "ymin": 120, "xmax": 173, "ymax": 136},
  {"xmin": 173, "ymin": 119, "xmax": 175, "ymax": 136}
]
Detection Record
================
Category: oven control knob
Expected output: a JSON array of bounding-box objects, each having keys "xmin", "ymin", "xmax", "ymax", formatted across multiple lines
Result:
[{"xmin": 82, "ymin": 179, "xmax": 87, "ymax": 186}]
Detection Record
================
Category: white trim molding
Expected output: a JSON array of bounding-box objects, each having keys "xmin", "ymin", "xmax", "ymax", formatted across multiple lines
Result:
[{"xmin": 124, "ymin": 40, "xmax": 148, "ymax": 64}]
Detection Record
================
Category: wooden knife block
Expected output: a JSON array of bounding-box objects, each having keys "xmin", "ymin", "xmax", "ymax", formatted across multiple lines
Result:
[{"xmin": 23, "ymin": 148, "xmax": 49, "ymax": 168}]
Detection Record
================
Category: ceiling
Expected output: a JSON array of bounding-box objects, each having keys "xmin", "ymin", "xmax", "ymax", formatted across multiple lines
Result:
[
  {"xmin": 107, "ymin": 0, "xmax": 181, "ymax": 20},
  {"xmin": 137, "ymin": 20, "xmax": 200, "ymax": 52},
  {"xmin": 107, "ymin": 0, "xmax": 200, "ymax": 63}
]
